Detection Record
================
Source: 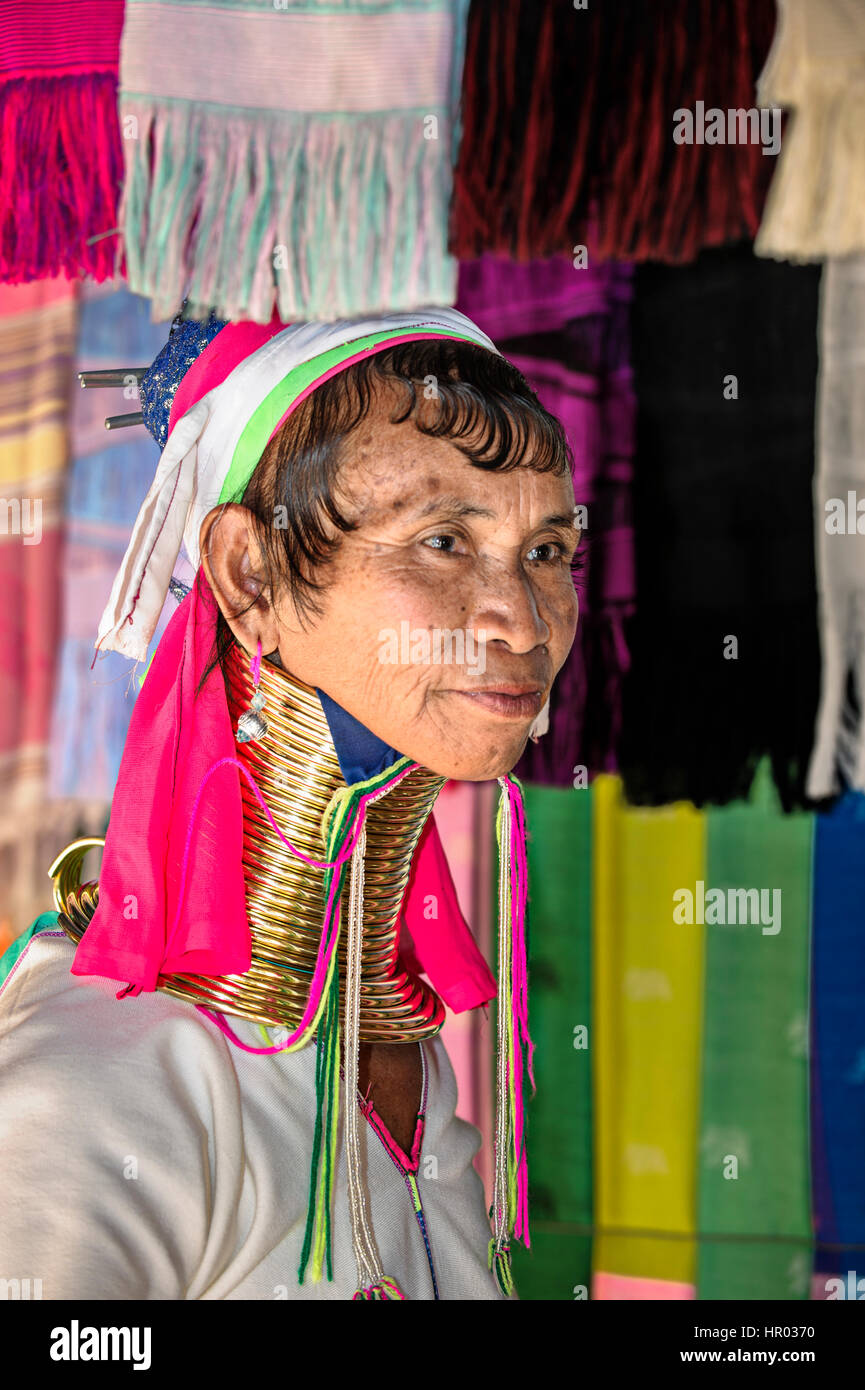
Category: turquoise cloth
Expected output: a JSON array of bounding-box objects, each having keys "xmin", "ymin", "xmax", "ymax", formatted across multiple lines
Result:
[{"xmin": 0, "ymin": 912, "xmax": 62, "ymax": 989}]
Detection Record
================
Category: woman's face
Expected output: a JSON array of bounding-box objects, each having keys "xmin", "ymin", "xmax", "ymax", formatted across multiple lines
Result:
[{"xmin": 202, "ymin": 381, "xmax": 580, "ymax": 781}]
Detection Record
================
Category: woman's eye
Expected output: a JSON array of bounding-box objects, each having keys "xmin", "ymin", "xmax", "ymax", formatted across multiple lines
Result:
[
  {"xmin": 526, "ymin": 541, "xmax": 565, "ymax": 564},
  {"xmin": 423, "ymin": 533, "xmax": 460, "ymax": 553}
]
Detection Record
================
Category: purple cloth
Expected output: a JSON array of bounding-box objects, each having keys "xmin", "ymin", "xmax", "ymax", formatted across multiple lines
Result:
[{"xmin": 456, "ymin": 255, "xmax": 635, "ymax": 784}]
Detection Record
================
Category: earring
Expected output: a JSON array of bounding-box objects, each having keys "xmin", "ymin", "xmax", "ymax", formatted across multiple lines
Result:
[
  {"xmin": 528, "ymin": 695, "xmax": 551, "ymax": 744},
  {"xmin": 236, "ymin": 638, "xmax": 269, "ymax": 744}
]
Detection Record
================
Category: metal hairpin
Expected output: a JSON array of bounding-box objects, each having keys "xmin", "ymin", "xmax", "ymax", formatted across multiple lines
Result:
[{"xmin": 77, "ymin": 367, "xmax": 150, "ymax": 431}]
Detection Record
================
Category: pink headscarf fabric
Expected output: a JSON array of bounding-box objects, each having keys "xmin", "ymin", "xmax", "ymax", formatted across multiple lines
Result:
[
  {"xmin": 72, "ymin": 566, "xmax": 496, "ymax": 1012},
  {"xmin": 72, "ymin": 569, "xmax": 250, "ymax": 992}
]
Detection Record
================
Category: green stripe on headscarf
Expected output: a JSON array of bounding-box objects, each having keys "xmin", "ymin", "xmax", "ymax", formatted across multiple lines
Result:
[{"xmin": 218, "ymin": 327, "xmax": 483, "ymax": 505}]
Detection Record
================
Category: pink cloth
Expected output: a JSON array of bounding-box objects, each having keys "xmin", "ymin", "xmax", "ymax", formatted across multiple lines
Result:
[
  {"xmin": 72, "ymin": 566, "xmax": 496, "ymax": 1012},
  {"xmin": 398, "ymin": 817, "xmax": 496, "ymax": 1012},
  {"xmin": 0, "ymin": 1, "xmax": 123, "ymax": 81},
  {"xmin": 71, "ymin": 568, "xmax": 250, "ymax": 991},
  {"xmin": 592, "ymin": 1272, "xmax": 696, "ymax": 1301}
]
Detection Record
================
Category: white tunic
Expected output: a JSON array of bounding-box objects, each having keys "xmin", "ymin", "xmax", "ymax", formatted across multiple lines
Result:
[{"xmin": 0, "ymin": 922, "xmax": 509, "ymax": 1301}]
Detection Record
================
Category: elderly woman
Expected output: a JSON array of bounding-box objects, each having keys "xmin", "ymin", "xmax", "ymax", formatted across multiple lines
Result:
[{"xmin": 0, "ymin": 308, "xmax": 579, "ymax": 1301}]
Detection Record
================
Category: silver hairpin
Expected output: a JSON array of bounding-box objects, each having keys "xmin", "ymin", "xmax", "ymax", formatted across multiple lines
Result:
[{"xmin": 78, "ymin": 369, "xmax": 149, "ymax": 430}]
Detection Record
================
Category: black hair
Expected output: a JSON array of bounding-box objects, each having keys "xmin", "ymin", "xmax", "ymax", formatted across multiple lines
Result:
[{"xmin": 199, "ymin": 337, "xmax": 575, "ymax": 695}]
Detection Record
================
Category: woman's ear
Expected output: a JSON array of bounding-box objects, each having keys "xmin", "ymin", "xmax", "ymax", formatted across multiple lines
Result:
[{"xmin": 198, "ymin": 504, "xmax": 282, "ymax": 657}]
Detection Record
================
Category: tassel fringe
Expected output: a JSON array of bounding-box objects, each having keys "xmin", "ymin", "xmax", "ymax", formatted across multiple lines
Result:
[
  {"xmin": 118, "ymin": 99, "xmax": 459, "ymax": 324},
  {"xmin": 352, "ymin": 1277, "xmax": 406, "ymax": 1301},
  {"xmin": 0, "ymin": 74, "xmax": 123, "ymax": 283},
  {"xmin": 451, "ymin": 0, "xmax": 778, "ymax": 263},
  {"xmin": 487, "ymin": 1236, "xmax": 515, "ymax": 1298}
]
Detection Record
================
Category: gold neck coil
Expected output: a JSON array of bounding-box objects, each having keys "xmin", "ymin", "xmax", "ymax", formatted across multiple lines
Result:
[{"xmin": 53, "ymin": 641, "xmax": 448, "ymax": 1043}]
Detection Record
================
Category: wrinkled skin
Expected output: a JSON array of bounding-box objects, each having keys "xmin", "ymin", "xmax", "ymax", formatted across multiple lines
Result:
[{"xmin": 200, "ymin": 381, "xmax": 579, "ymax": 781}]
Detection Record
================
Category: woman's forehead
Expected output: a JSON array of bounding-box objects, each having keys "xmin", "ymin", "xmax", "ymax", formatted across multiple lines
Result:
[{"xmin": 340, "ymin": 436, "xmax": 575, "ymax": 527}]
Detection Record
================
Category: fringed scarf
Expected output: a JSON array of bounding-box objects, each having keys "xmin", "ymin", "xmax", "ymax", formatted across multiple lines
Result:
[
  {"xmin": 806, "ymin": 256, "xmax": 865, "ymax": 798},
  {"xmin": 116, "ymin": 0, "xmax": 471, "ymax": 324},
  {"xmin": 755, "ymin": 0, "xmax": 865, "ymax": 261},
  {"xmin": 456, "ymin": 254, "xmax": 635, "ymax": 785},
  {"xmin": 0, "ymin": 278, "xmax": 80, "ymax": 954},
  {"xmin": 619, "ymin": 242, "xmax": 822, "ymax": 811},
  {"xmin": 0, "ymin": 1, "xmax": 124, "ymax": 284},
  {"xmin": 450, "ymin": 0, "xmax": 778, "ymax": 265}
]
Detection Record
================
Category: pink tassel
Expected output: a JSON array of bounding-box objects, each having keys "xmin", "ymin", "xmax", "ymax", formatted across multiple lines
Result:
[{"xmin": 503, "ymin": 775, "xmax": 534, "ymax": 1247}]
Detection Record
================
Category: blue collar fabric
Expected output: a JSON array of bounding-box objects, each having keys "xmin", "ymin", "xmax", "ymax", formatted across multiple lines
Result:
[{"xmin": 315, "ymin": 688, "xmax": 403, "ymax": 785}]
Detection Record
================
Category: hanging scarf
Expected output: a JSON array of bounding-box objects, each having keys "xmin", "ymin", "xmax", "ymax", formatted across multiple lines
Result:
[
  {"xmin": 508, "ymin": 782, "xmax": 593, "ymax": 1299},
  {"xmin": 0, "ymin": 278, "xmax": 80, "ymax": 952},
  {"xmin": 0, "ymin": 2, "xmax": 124, "ymax": 284},
  {"xmin": 116, "ymin": 0, "xmax": 471, "ymax": 324},
  {"xmin": 696, "ymin": 760, "xmax": 813, "ymax": 1300},
  {"xmin": 755, "ymin": 0, "xmax": 865, "ymax": 261},
  {"xmin": 806, "ymin": 256, "xmax": 865, "ymax": 797},
  {"xmin": 810, "ymin": 791, "xmax": 865, "ymax": 1290},
  {"xmin": 456, "ymin": 254, "xmax": 635, "ymax": 785},
  {"xmin": 450, "ymin": 0, "xmax": 778, "ymax": 265},
  {"xmin": 619, "ymin": 242, "xmax": 822, "ymax": 811},
  {"xmin": 591, "ymin": 773, "xmax": 705, "ymax": 1293}
]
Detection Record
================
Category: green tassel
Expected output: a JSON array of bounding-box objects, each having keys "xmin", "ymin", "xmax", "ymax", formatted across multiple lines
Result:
[{"xmin": 488, "ymin": 1237, "xmax": 515, "ymax": 1297}]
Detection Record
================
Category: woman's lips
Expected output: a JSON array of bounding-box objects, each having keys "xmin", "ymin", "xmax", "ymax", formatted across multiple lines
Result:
[{"xmin": 447, "ymin": 688, "xmax": 544, "ymax": 720}]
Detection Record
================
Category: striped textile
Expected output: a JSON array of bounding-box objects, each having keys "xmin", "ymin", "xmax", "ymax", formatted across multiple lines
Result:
[
  {"xmin": 0, "ymin": 1, "xmax": 124, "ymax": 283},
  {"xmin": 117, "ymin": 0, "xmax": 471, "ymax": 323},
  {"xmin": 0, "ymin": 278, "xmax": 79, "ymax": 956}
]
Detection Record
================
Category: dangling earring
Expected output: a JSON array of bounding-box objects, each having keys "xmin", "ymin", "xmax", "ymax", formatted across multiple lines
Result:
[
  {"xmin": 528, "ymin": 695, "xmax": 550, "ymax": 744},
  {"xmin": 236, "ymin": 638, "xmax": 269, "ymax": 744}
]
